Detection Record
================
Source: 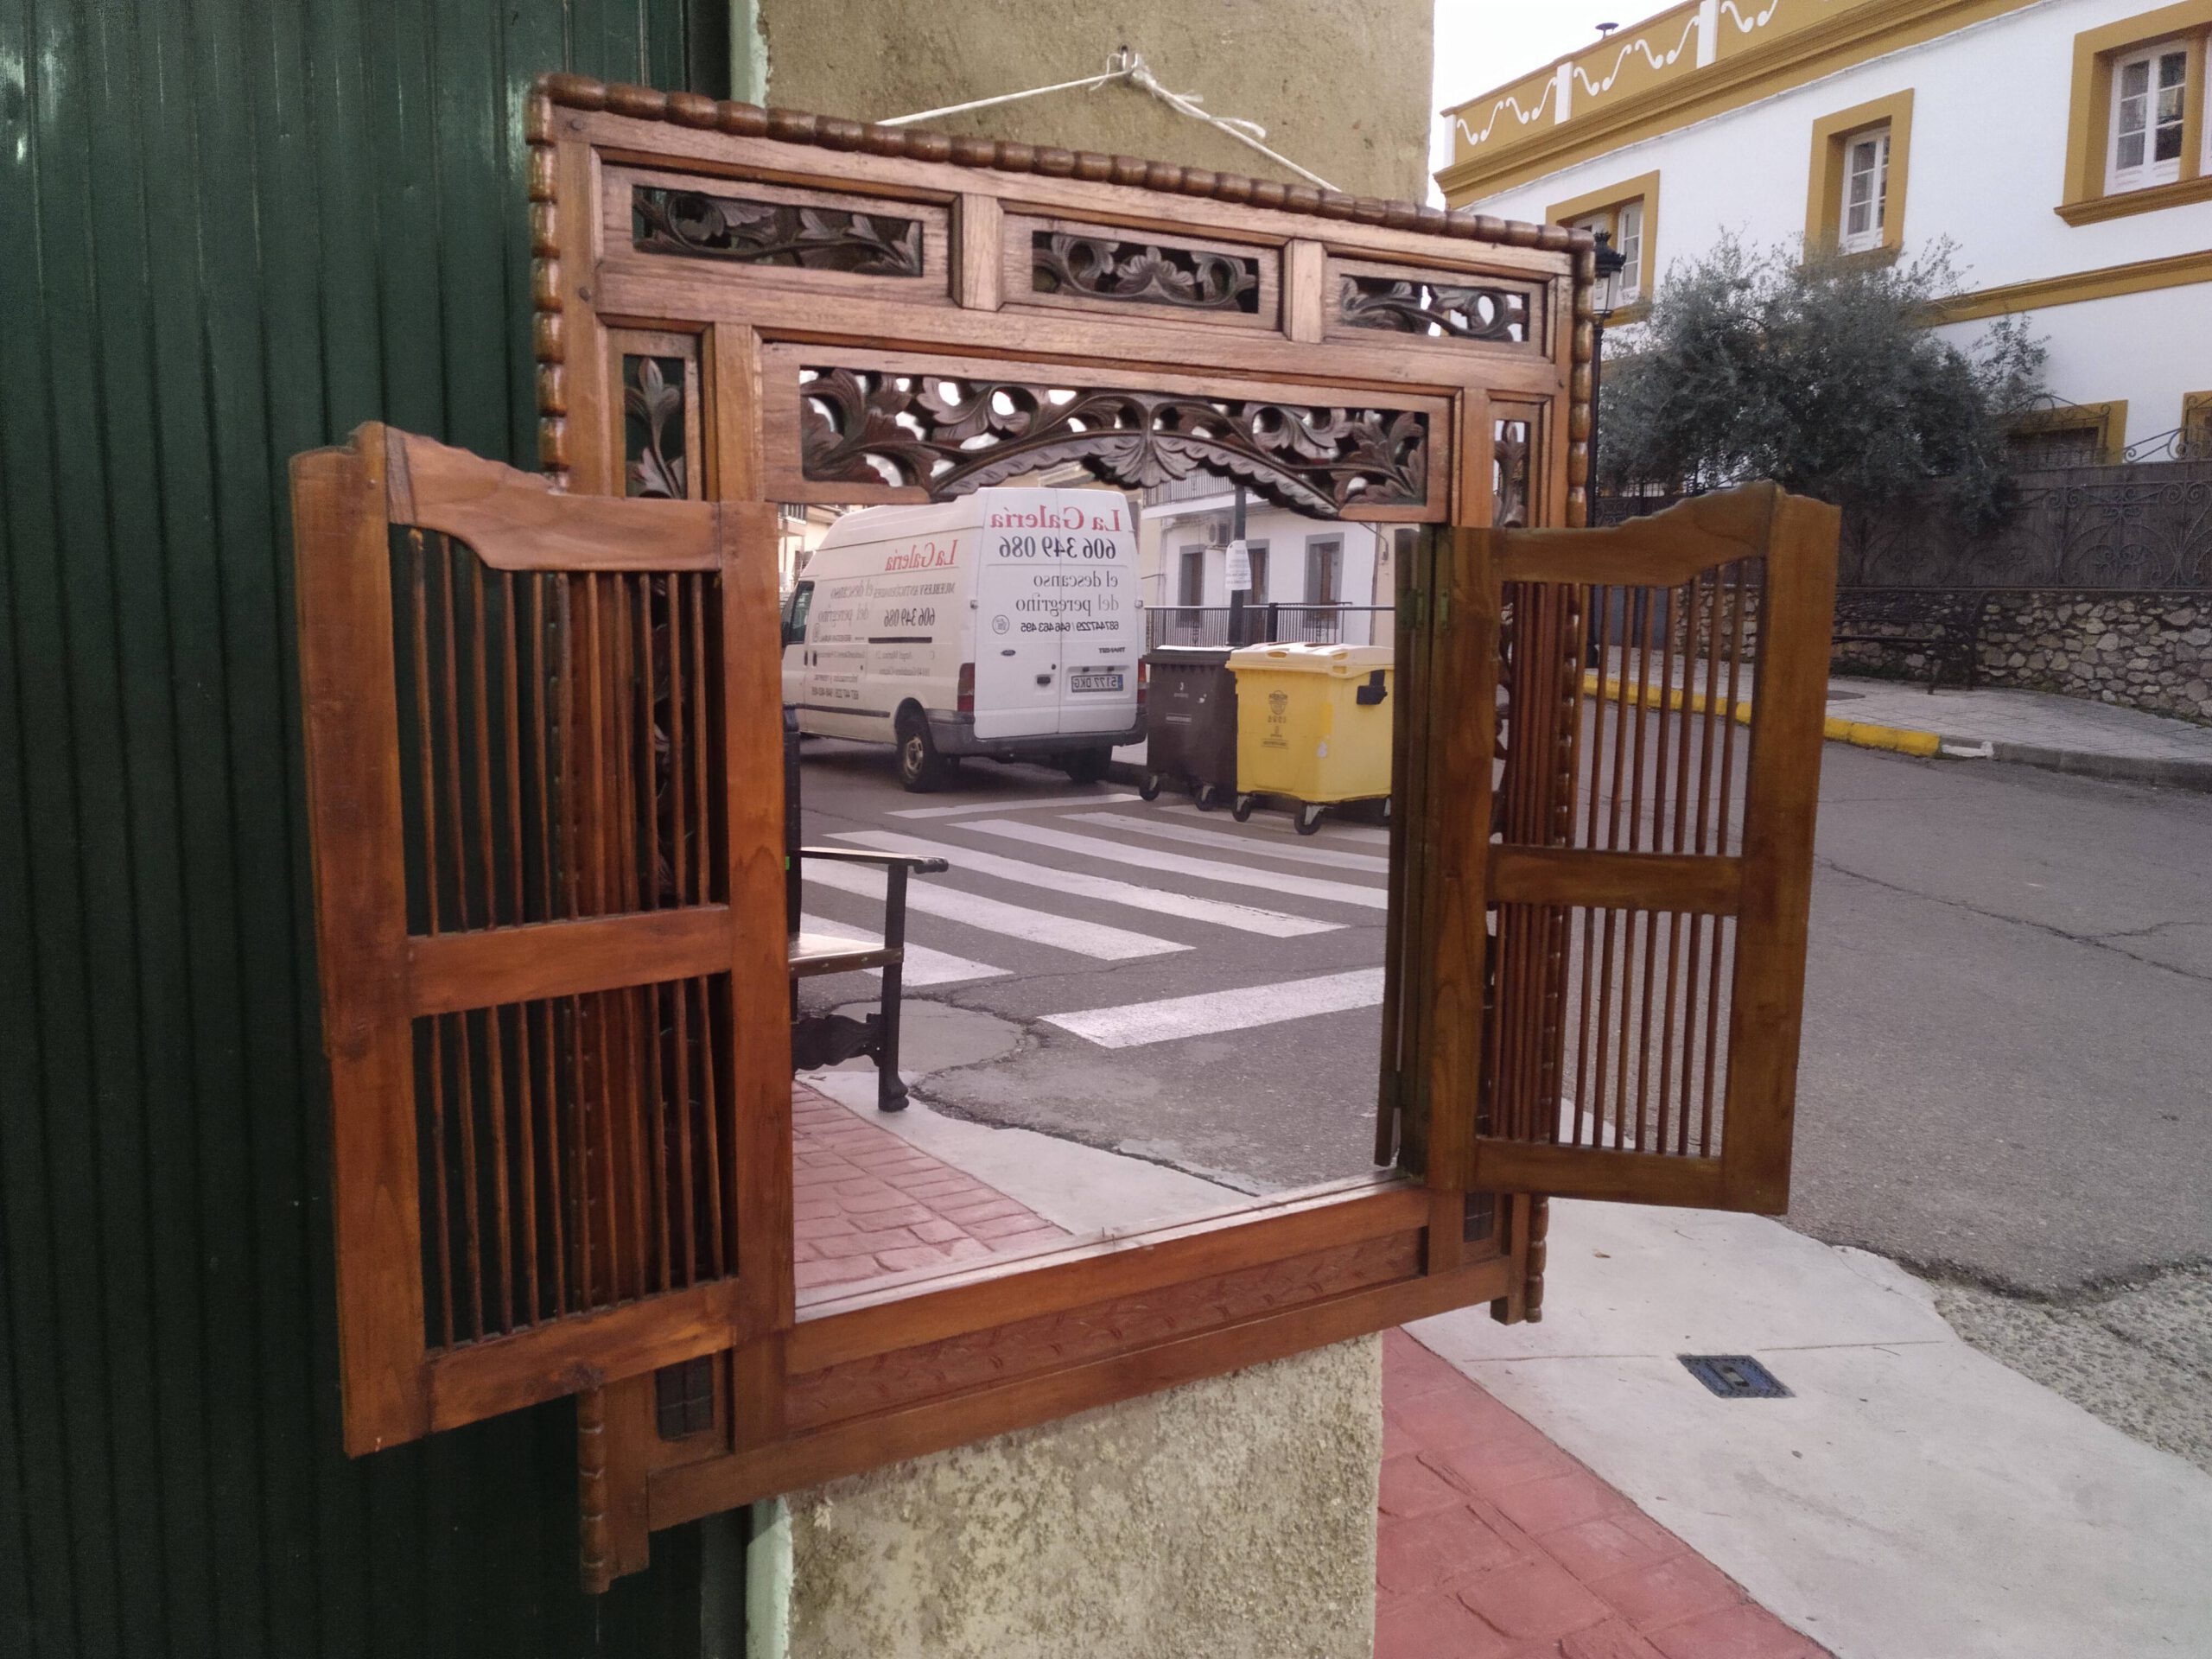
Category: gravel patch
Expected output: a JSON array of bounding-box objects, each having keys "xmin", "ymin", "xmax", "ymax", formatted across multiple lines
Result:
[{"xmin": 1934, "ymin": 1263, "xmax": 2212, "ymax": 1475}]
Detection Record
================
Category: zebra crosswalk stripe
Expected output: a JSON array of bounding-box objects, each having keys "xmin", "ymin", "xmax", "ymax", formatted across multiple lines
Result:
[
  {"xmin": 804, "ymin": 857, "xmax": 1186, "ymax": 961},
  {"xmin": 831, "ymin": 830, "xmax": 1340, "ymax": 937},
  {"xmin": 1163, "ymin": 801, "xmax": 1391, "ymax": 845},
  {"xmin": 889, "ymin": 791, "xmax": 1141, "ymax": 820},
  {"xmin": 1043, "ymin": 967, "xmax": 1387, "ymax": 1048},
  {"xmin": 797, "ymin": 917, "xmax": 1006, "ymax": 987},
  {"xmin": 1061, "ymin": 810, "xmax": 1389, "ymax": 875},
  {"xmin": 960, "ymin": 818, "xmax": 1387, "ymax": 911}
]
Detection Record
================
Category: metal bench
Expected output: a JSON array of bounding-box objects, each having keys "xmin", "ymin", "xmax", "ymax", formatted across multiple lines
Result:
[{"xmin": 782, "ymin": 710, "xmax": 947, "ymax": 1110}]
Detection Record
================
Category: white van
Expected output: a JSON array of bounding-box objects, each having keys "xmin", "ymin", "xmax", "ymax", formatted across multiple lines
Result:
[{"xmin": 780, "ymin": 487, "xmax": 1145, "ymax": 791}]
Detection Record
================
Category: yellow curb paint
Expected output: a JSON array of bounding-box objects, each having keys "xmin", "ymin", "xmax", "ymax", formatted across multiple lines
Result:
[{"xmin": 1582, "ymin": 672, "xmax": 1944, "ymax": 757}]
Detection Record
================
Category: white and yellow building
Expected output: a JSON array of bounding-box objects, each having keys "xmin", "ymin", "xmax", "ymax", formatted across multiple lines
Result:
[{"xmin": 1437, "ymin": 0, "xmax": 2212, "ymax": 460}]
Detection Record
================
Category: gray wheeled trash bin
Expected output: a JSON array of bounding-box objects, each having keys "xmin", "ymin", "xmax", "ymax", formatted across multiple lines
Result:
[{"xmin": 1140, "ymin": 645, "xmax": 1240, "ymax": 811}]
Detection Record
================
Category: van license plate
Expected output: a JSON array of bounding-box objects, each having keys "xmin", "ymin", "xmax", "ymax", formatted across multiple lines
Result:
[{"xmin": 1070, "ymin": 672, "xmax": 1124, "ymax": 693}]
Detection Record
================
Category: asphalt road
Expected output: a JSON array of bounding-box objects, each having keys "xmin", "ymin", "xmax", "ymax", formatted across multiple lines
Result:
[{"xmin": 795, "ymin": 734, "xmax": 2212, "ymax": 1295}]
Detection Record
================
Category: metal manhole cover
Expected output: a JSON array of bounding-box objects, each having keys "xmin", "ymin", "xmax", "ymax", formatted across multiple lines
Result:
[{"xmin": 1679, "ymin": 1354, "xmax": 1791, "ymax": 1399}]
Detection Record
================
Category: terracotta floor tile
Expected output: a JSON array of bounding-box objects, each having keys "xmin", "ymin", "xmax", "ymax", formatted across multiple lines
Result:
[
  {"xmin": 794, "ymin": 1255, "xmax": 880, "ymax": 1290},
  {"xmin": 1386, "ymin": 1382, "xmax": 1548, "ymax": 1456},
  {"xmin": 848, "ymin": 1202, "xmax": 938, "ymax": 1234},
  {"xmin": 1454, "ymin": 1557, "xmax": 1611, "ymax": 1643},
  {"xmin": 1586, "ymin": 1554, "xmax": 1745, "ymax": 1634},
  {"xmin": 1376, "ymin": 1592, "xmax": 1521, "ymax": 1659},
  {"xmin": 1380, "ymin": 1452, "xmax": 1471, "ymax": 1519},
  {"xmin": 934, "ymin": 1196, "xmax": 1031, "ymax": 1224},
  {"xmin": 808, "ymin": 1230, "xmax": 892, "ymax": 1261},
  {"xmin": 1559, "ymin": 1618, "xmax": 1666, "ymax": 1659},
  {"xmin": 1538, "ymin": 1512, "xmax": 1685, "ymax": 1586},
  {"xmin": 1644, "ymin": 1605, "xmax": 1827, "ymax": 1659},
  {"xmin": 906, "ymin": 1217, "xmax": 969, "ymax": 1245},
  {"xmin": 1490, "ymin": 1470, "xmax": 1632, "ymax": 1538},
  {"xmin": 872, "ymin": 1243, "xmax": 953, "ymax": 1274},
  {"xmin": 830, "ymin": 1184, "xmax": 909, "ymax": 1212},
  {"xmin": 1378, "ymin": 1504, "xmax": 1527, "ymax": 1593},
  {"xmin": 1421, "ymin": 1432, "xmax": 1581, "ymax": 1496}
]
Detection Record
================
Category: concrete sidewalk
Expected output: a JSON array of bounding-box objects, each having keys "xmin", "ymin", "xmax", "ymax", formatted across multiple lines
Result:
[
  {"xmin": 1590, "ymin": 658, "xmax": 2212, "ymax": 790},
  {"xmin": 1408, "ymin": 1203, "xmax": 2212, "ymax": 1659},
  {"xmin": 1819, "ymin": 674, "xmax": 2212, "ymax": 788}
]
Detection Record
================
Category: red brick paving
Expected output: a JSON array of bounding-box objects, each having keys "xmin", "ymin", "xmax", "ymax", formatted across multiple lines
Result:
[
  {"xmin": 790, "ymin": 1082, "xmax": 1067, "ymax": 1293},
  {"xmin": 1378, "ymin": 1329, "xmax": 1830, "ymax": 1659}
]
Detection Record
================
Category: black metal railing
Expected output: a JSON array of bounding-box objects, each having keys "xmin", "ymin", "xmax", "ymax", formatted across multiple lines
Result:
[{"xmin": 1145, "ymin": 603, "xmax": 1394, "ymax": 649}]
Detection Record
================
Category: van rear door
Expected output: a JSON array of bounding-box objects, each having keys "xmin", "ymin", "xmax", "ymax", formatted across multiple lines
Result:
[
  {"xmin": 1057, "ymin": 497, "xmax": 1140, "ymax": 736},
  {"xmin": 974, "ymin": 503, "xmax": 1073, "ymax": 741}
]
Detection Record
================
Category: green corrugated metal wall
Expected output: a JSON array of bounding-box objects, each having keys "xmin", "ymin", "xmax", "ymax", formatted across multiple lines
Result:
[{"xmin": 0, "ymin": 3, "xmax": 741, "ymax": 1654}]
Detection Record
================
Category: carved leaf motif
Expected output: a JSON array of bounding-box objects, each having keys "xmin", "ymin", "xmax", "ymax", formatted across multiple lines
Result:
[
  {"xmin": 632, "ymin": 186, "xmax": 924, "ymax": 276},
  {"xmin": 1340, "ymin": 274, "xmax": 1531, "ymax": 345},
  {"xmin": 798, "ymin": 369, "xmax": 1426, "ymax": 515},
  {"xmin": 1031, "ymin": 232, "xmax": 1261, "ymax": 313},
  {"xmin": 624, "ymin": 356, "xmax": 686, "ymax": 499}
]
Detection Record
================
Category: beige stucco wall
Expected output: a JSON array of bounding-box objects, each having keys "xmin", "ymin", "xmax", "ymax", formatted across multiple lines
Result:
[
  {"xmin": 754, "ymin": 0, "xmax": 1433, "ymax": 203},
  {"xmin": 762, "ymin": 1337, "xmax": 1383, "ymax": 1659}
]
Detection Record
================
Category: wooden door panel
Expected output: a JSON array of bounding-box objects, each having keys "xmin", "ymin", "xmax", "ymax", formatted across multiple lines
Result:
[
  {"xmin": 294, "ymin": 424, "xmax": 779, "ymax": 1453},
  {"xmin": 1421, "ymin": 485, "xmax": 1838, "ymax": 1215}
]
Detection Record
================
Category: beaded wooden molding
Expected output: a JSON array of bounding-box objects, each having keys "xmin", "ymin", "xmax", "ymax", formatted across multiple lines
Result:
[{"xmin": 525, "ymin": 72, "xmax": 1599, "ymax": 530}]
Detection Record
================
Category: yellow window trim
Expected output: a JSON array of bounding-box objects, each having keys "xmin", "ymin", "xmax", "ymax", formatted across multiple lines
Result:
[
  {"xmin": 1548, "ymin": 171, "xmax": 1662, "ymax": 321},
  {"xmin": 2059, "ymin": 1, "xmax": 2212, "ymax": 217},
  {"xmin": 2011, "ymin": 401, "xmax": 2129, "ymax": 462},
  {"xmin": 1804, "ymin": 90, "xmax": 1915, "ymax": 258},
  {"xmin": 2184, "ymin": 390, "xmax": 2212, "ymax": 448}
]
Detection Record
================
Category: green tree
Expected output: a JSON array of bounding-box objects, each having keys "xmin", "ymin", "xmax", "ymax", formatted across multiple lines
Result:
[{"xmin": 1597, "ymin": 237, "xmax": 2045, "ymax": 537}]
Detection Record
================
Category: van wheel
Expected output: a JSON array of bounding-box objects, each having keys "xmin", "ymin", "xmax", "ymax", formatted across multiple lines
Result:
[
  {"xmin": 896, "ymin": 713, "xmax": 948, "ymax": 792},
  {"xmin": 1063, "ymin": 748, "xmax": 1110, "ymax": 785}
]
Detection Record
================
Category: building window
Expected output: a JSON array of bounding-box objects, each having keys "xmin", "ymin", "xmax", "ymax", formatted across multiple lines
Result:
[
  {"xmin": 1840, "ymin": 129, "xmax": 1891, "ymax": 252},
  {"xmin": 1245, "ymin": 541, "xmax": 1270, "ymax": 605},
  {"xmin": 2108, "ymin": 43, "xmax": 2192, "ymax": 189},
  {"xmin": 1805, "ymin": 92, "xmax": 1912, "ymax": 259},
  {"xmin": 1549, "ymin": 172, "xmax": 1660, "ymax": 321},
  {"xmin": 2182, "ymin": 391, "xmax": 2212, "ymax": 458},
  {"xmin": 2008, "ymin": 401, "xmax": 2129, "ymax": 468},
  {"xmin": 1177, "ymin": 545, "xmax": 1205, "ymax": 607},
  {"xmin": 1569, "ymin": 199, "xmax": 1643, "ymax": 309},
  {"xmin": 2061, "ymin": 7, "xmax": 2212, "ymax": 223},
  {"xmin": 1305, "ymin": 537, "xmax": 1342, "ymax": 606}
]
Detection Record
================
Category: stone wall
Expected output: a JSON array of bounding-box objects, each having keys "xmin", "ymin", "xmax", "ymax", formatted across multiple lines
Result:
[
  {"xmin": 755, "ymin": 0, "xmax": 1433, "ymax": 202},
  {"xmin": 765, "ymin": 1338, "xmax": 1383, "ymax": 1659},
  {"xmin": 1831, "ymin": 589, "xmax": 2212, "ymax": 725}
]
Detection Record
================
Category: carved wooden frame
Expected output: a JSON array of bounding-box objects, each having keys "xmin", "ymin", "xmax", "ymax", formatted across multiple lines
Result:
[{"xmin": 521, "ymin": 73, "xmax": 1599, "ymax": 1587}]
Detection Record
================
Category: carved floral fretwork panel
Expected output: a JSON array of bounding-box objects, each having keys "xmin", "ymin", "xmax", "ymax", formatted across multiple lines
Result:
[
  {"xmin": 1030, "ymin": 232, "xmax": 1261, "ymax": 314},
  {"xmin": 1341, "ymin": 275, "xmax": 1532, "ymax": 344},
  {"xmin": 798, "ymin": 368, "xmax": 1428, "ymax": 516},
  {"xmin": 1494, "ymin": 416, "xmax": 1534, "ymax": 528},
  {"xmin": 624, "ymin": 355, "xmax": 688, "ymax": 499},
  {"xmin": 632, "ymin": 185, "xmax": 924, "ymax": 276}
]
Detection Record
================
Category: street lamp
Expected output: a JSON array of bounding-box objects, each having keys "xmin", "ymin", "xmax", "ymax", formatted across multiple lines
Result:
[{"xmin": 1586, "ymin": 229, "xmax": 1630, "ymax": 516}]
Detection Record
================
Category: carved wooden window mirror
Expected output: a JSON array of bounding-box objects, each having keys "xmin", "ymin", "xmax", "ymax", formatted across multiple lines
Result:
[{"xmin": 290, "ymin": 73, "xmax": 1839, "ymax": 1590}]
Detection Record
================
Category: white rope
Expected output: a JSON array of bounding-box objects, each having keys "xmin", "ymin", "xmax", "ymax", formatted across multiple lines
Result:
[{"xmin": 877, "ymin": 49, "xmax": 1338, "ymax": 192}]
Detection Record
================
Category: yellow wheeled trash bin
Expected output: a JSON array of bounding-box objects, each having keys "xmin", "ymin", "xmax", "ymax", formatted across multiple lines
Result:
[{"xmin": 1225, "ymin": 642, "xmax": 1393, "ymax": 835}]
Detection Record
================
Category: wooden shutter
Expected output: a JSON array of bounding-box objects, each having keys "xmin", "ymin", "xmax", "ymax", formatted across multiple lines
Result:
[
  {"xmin": 292, "ymin": 424, "xmax": 785, "ymax": 1453},
  {"xmin": 1414, "ymin": 485, "xmax": 1839, "ymax": 1213}
]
